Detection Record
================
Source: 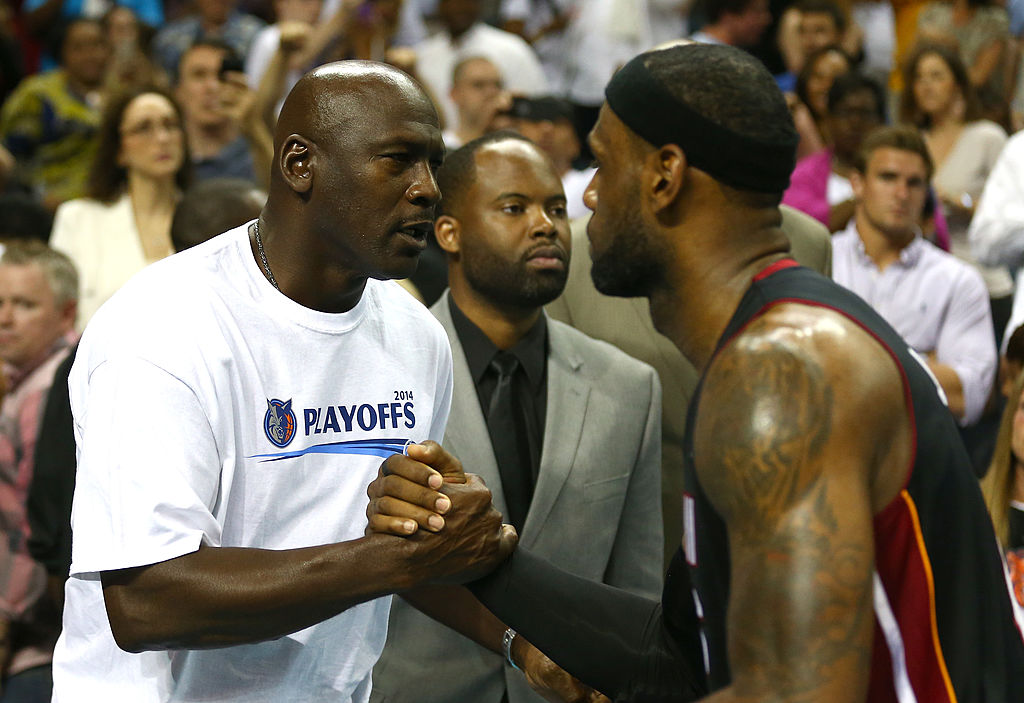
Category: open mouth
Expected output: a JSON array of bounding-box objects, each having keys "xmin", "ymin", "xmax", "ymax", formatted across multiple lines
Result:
[{"xmin": 397, "ymin": 221, "xmax": 433, "ymax": 248}]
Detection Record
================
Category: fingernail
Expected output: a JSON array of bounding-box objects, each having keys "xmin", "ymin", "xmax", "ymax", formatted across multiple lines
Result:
[
  {"xmin": 403, "ymin": 520, "xmax": 416, "ymax": 533},
  {"xmin": 428, "ymin": 473, "xmax": 442, "ymax": 490},
  {"xmin": 435, "ymin": 496, "xmax": 451, "ymax": 513},
  {"xmin": 428, "ymin": 514, "xmax": 445, "ymax": 530}
]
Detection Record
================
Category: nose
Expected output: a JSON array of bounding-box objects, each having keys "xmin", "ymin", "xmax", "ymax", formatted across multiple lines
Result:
[
  {"xmin": 583, "ymin": 176, "xmax": 598, "ymax": 212},
  {"xmin": 406, "ymin": 162, "xmax": 440, "ymax": 208},
  {"xmin": 529, "ymin": 205, "xmax": 557, "ymax": 238},
  {"xmin": 0, "ymin": 302, "xmax": 13, "ymax": 327}
]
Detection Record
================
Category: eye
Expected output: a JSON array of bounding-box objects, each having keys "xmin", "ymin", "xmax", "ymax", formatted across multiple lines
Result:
[
  {"xmin": 501, "ymin": 203, "xmax": 524, "ymax": 214},
  {"xmin": 550, "ymin": 203, "xmax": 568, "ymax": 218}
]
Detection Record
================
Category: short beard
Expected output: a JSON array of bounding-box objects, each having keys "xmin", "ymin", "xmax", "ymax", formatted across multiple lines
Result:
[
  {"xmin": 590, "ymin": 215, "xmax": 665, "ymax": 299},
  {"xmin": 462, "ymin": 246, "xmax": 568, "ymax": 310}
]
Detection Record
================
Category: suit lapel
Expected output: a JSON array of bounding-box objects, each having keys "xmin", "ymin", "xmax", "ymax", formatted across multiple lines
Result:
[
  {"xmin": 430, "ymin": 293, "xmax": 509, "ymax": 519},
  {"xmin": 522, "ymin": 320, "xmax": 590, "ymax": 547}
]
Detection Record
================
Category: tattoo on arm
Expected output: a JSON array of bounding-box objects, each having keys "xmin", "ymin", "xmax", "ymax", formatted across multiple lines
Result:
[{"xmin": 696, "ymin": 336, "xmax": 874, "ymax": 701}]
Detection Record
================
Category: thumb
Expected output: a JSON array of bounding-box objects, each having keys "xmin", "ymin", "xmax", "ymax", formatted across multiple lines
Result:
[
  {"xmin": 498, "ymin": 524, "xmax": 519, "ymax": 560},
  {"xmin": 406, "ymin": 441, "xmax": 467, "ymax": 483}
]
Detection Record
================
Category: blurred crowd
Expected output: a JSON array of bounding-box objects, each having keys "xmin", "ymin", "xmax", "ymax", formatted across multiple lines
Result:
[{"xmin": 3, "ymin": 0, "xmax": 1024, "ymax": 698}]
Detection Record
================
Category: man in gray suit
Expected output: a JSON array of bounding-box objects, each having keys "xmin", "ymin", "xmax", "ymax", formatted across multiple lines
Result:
[
  {"xmin": 546, "ymin": 205, "xmax": 831, "ymax": 568},
  {"xmin": 370, "ymin": 132, "xmax": 662, "ymax": 703}
]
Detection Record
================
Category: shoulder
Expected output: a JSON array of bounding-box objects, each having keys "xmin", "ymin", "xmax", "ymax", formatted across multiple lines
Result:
[
  {"xmin": 471, "ymin": 23, "xmax": 536, "ymax": 53},
  {"xmin": 370, "ymin": 280, "xmax": 450, "ymax": 348},
  {"xmin": 966, "ymin": 119, "xmax": 1008, "ymax": 143},
  {"xmin": 916, "ymin": 239, "xmax": 989, "ymax": 294},
  {"xmin": 548, "ymin": 317, "xmax": 658, "ymax": 387}
]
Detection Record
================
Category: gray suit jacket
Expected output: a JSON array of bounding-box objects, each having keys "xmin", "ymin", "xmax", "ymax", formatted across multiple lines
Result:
[
  {"xmin": 370, "ymin": 292, "xmax": 664, "ymax": 703},
  {"xmin": 545, "ymin": 205, "xmax": 833, "ymax": 568}
]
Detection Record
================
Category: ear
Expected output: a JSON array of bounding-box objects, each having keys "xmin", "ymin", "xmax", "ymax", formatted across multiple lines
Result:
[
  {"xmin": 434, "ymin": 215, "xmax": 461, "ymax": 255},
  {"xmin": 647, "ymin": 144, "xmax": 687, "ymax": 214},
  {"xmin": 59, "ymin": 299, "xmax": 77, "ymax": 333},
  {"xmin": 279, "ymin": 134, "xmax": 313, "ymax": 194},
  {"xmin": 850, "ymin": 170, "xmax": 865, "ymax": 201}
]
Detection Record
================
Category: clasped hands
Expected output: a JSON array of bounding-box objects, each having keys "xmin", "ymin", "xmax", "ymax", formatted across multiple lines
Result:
[{"xmin": 365, "ymin": 441, "xmax": 610, "ymax": 703}]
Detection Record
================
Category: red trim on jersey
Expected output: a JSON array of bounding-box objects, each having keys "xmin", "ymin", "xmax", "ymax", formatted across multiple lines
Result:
[
  {"xmin": 752, "ymin": 258, "xmax": 799, "ymax": 281},
  {"xmin": 872, "ymin": 492, "xmax": 957, "ymax": 702}
]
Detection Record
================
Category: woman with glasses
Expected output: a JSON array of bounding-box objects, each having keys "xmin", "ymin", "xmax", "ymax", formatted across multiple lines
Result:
[{"xmin": 49, "ymin": 87, "xmax": 190, "ymax": 330}]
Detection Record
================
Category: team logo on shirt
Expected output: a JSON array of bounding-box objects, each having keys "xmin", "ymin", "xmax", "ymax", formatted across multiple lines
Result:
[{"xmin": 264, "ymin": 398, "xmax": 297, "ymax": 447}]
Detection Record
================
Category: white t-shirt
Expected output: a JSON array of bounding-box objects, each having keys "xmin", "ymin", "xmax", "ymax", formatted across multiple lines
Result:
[{"xmin": 51, "ymin": 223, "xmax": 454, "ymax": 702}]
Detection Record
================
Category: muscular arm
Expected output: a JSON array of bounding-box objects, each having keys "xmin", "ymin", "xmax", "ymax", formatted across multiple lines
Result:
[{"xmin": 693, "ymin": 311, "xmax": 906, "ymax": 702}]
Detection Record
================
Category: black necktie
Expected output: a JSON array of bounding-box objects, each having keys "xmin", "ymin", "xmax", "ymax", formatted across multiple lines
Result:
[{"xmin": 486, "ymin": 351, "xmax": 533, "ymax": 532}]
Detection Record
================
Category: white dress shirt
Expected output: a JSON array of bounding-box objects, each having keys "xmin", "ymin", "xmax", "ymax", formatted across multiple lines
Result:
[{"xmin": 832, "ymin": 222, "xmax": 996, "ymax": 425}]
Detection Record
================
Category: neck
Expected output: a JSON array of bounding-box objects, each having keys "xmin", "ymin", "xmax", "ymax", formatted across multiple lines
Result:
[
  {"xmin": 702, "ymin": 23, "xmax": 734, "ymax": 45},
  {"xmin": 853, "ymin": 210, "xmax": 914, "ymax": 271},
  {"xmin": 186, "ymin": 119, "xmax": 238, "ymax": 160},
  {"xmin": 652, "ymin": 203, "xmax": 791, "ymax": 371},
  {"xmin": 929, "ymin": 110, "xmax": 962, "ymax": 132},
  {"xmin": 62, "ymin": 70, "xmax": 98, "ymax": 99},
  {"xmin": 127, "ymin": 171, "xmax": 178, "ymax": 213},
  {"xmin": 448, "ymin": 274, "xmax": 541, "ymax": 350},
  {"xmin": 255, "ymin": 210, "xmax": 367, "ymax": 313}
]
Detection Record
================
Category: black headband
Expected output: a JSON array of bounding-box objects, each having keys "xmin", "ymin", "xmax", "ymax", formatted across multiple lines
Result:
[{"xmin": 604, "ymin": 53, "xmax": 798, "ymax": 194}]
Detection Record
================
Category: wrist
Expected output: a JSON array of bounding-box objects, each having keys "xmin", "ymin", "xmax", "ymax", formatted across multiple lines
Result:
[{"xmin": 503, "ymin": 627, "xmax": 522, "ymax": 670}]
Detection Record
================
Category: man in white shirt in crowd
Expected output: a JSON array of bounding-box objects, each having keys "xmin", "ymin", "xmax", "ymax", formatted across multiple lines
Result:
[
  {"xmin": 50, "ymin": 60, "xmax": 515, "ymax": 702},
  {"xmin": 833, "ymin": 125, "xmax": 995, "ymax": 426},
  {"xmin": 443, "ymin": 55, "xmax": 511, "ymax": 150},
  {"xmin": 415, "ymin": 0, "xmax": 547, "ymax": 128},
  {"xmin": 969, "ymin": 129, "xmax": 1024, "ymax": 350}
]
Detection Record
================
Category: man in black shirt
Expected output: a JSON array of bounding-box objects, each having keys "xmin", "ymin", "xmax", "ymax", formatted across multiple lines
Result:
[
  {"xmin": 368, "ymin": 45, "xmax": 1024, "ymax": 702},
  {"xmin": 370, "ymin": 132, "xmax": 663, "ymax": 703}
]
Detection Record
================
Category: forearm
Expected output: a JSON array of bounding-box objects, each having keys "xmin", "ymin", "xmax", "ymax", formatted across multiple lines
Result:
[
  {"xmin": 101, "ymin": 535, "xmax": 423, "ymax": 653},
  {"xmin": 470, "ymin": 549, "xmax": 703, "ymax": 700},
  {"xmin": 401, "ymin": 583, "xmax": 506, "ymax": 654}
]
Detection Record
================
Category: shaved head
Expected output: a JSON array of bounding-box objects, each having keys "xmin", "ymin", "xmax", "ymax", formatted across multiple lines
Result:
[
  {"xmin": 260, "ymin": 59, "xmax": 445, "ymax": 293},
  {"xmin": 276, "ymin": 61, "xmax": 437, "ymax": 156}
]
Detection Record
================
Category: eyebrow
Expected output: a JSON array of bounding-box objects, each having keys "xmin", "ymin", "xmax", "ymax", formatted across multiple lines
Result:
[{"xmin": 491, "ymin": 192, "xmax": 567, "ymax": 203}]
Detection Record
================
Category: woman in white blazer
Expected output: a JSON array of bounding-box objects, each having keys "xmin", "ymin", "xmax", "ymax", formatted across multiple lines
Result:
[{"xmin": 50, "ymin": 86, "xmax": 190, "ymax": 330}]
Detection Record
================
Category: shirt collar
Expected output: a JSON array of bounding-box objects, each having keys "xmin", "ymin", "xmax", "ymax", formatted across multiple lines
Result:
[
  {"xmin": 848, "ymin": 221, "xmax": 926, "ymax": 269},
  {"xmin": 448, "ymin": 295, "xmax": 547, "ymax": 391}
]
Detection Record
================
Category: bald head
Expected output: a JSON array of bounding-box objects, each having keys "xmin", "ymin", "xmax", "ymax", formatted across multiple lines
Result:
[{"xmin": 276, "ymin": 61, "xmax": 437, "ymax": 152}]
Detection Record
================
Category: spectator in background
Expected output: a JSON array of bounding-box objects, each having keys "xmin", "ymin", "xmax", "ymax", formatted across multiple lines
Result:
[
  {"xmin": 917, "ymin": 0, "xmax": 1013, "ymax": 118},
  {"xmin": 415, "ymin": 0, "xmax": 547, "ymax": 129},
  {"xmin": 27, "ymin": 177, "xmax": 264, "ymax": 612},
  {"xmin": 244, "ymin": 0, "xmax": 322, "ymax": 119},
  {"xmin": 689, "ymin": 0, "xmax": 772, "ymax": 47},
  {"xmin": 0, "ymin": 241, "xmax": 78, "ymax": 703},
  {"xmin": 832, "ymin": 126, "xmax": 996, "ymax": 427},
  {"xmin": 981, "ymin": 367, "xmax": 1024, "ymax": 607},
  {"xmin": 794, "ymin": 44, "xmax": 853, "ymax": 147},
  {"xmin": 0, "ymin": 18, "xmax": 109, "ymax": 209},
  {"xmin": 777, "ymin": 0, "xmax": 857, "ymax": 92},
  {"xmin": 101, "ymin": 5, "xmax": 165, "ymax": 95},
  {"xmin": 970, "ymin": 129, "xmax": 1024, "ymax": 348},
  {"xmin": 0, "ymin": 195, "xmax": 53, "ymax": 243},
  {"xmin": 443, "ymin": 55, "xmax": 509, "ymax": 149},
  {"xmin": 510, "ymin": 96, "xmax": 593, "ymax": 220},
  {"xmin": 499, "ymin": 0, "xmax": 574, "ymax": 93},
  {"xmin": 23, "ymin": 0, "xmax": 163, "ymax": 40},
  {"xmin": 901, "ymin": 41, "xmax": 1011, "ymax": 325},
  {"xmin": 174, "ymin": 39, "xmax": 273, "ymax": 187},
  {"xmin": 785, "ymin": 72, "xmax": 887, "ymax": 232},
  {"xmin": 152, "ymin": 0, "xmax": 266, "ymax": 77},
  {"xmin": 50, "ymin": 87, "xmax": 190, "ymax": 330}
]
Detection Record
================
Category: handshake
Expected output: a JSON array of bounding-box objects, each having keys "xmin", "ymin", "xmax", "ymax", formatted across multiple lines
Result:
[
  {"xmin": 364, "ymin": 441, "xmax": 610, "ymax": 703},
  {"xmin": 364, "ymin": 440, "xmax": 518, "ymax": 583}
]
